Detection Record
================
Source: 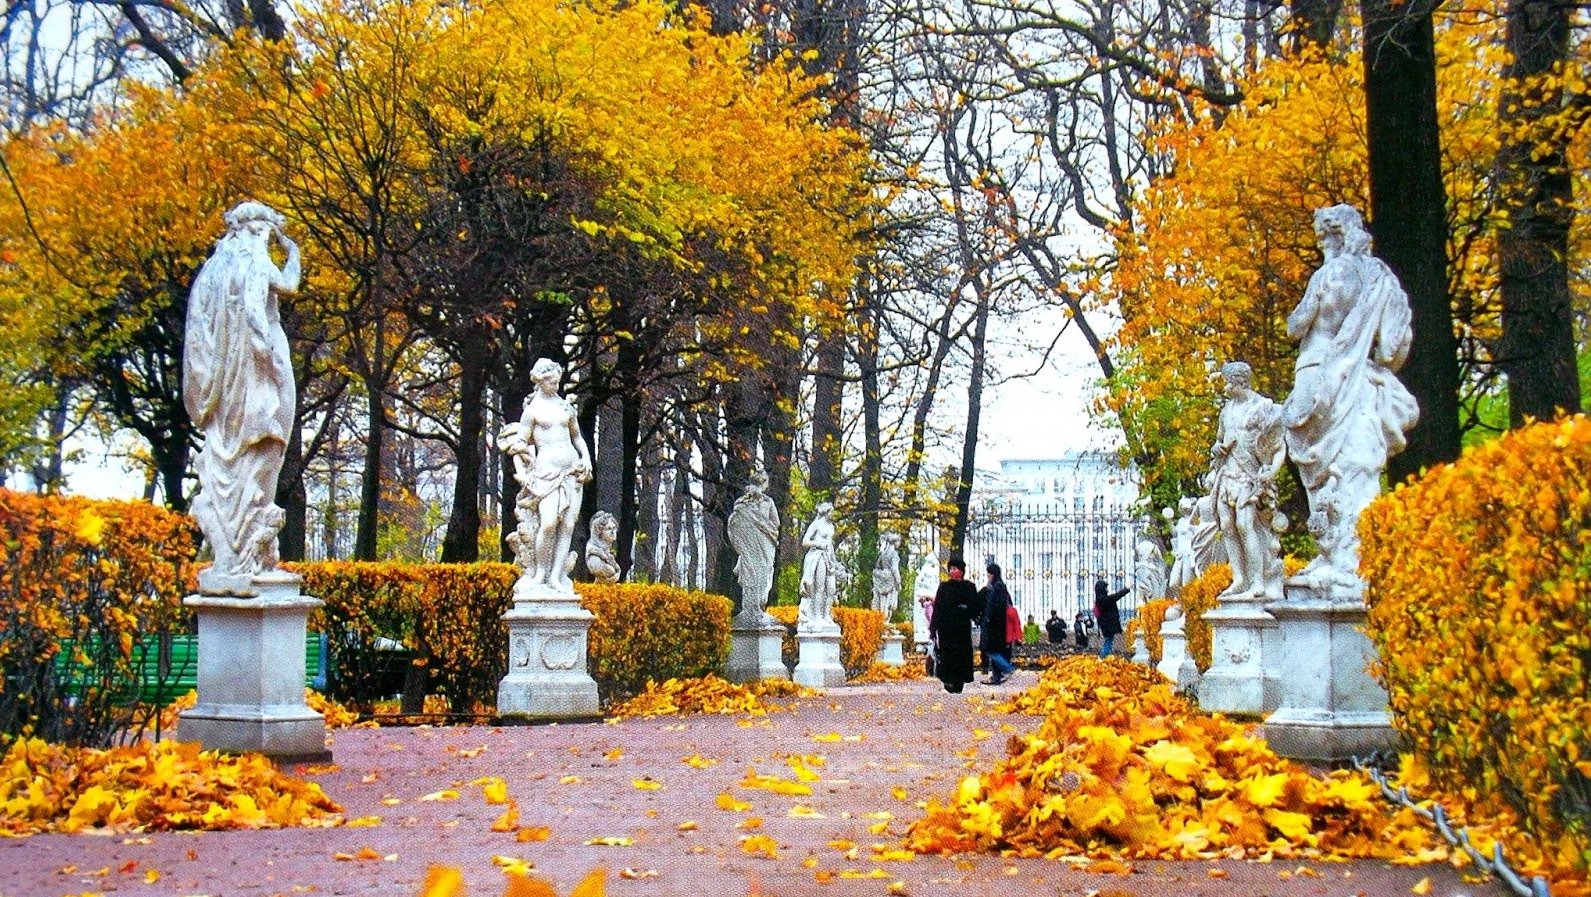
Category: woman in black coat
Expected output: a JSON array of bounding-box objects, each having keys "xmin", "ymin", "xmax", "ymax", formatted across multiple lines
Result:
[
  {"xmin": 1093, "ymin": 578, "xmax": 1130, "ymax": 658},
  {"xmin": 978, "ymin": 562, "xmax": 1016, "ymax": 685},
  {"xmin": 930, "ymin": 556, "xmax": 978, "ymax": 693}
]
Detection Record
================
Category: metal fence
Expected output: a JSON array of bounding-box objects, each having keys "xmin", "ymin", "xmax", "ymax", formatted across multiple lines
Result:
[{"xmin": 962, "ymin": 502, "xmax": 1147, "ymax": 625}]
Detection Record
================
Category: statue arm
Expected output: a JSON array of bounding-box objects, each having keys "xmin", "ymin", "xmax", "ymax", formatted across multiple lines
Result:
[
  {"xmin": 271, "ymin": 233, "xmax": 301, "ymax": 294},
  {"xmin": 567, "ymin": 409, "xmax": 592, "ymax": 480},
  {"xmin": 1288, "ymin": 276, "xmax": 1322, "ymax": 340}
]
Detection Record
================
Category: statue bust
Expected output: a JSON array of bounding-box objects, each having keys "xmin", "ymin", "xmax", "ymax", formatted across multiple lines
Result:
[
  {"xmin": 797, "ymin": 502, "xmax": 839, "ymax": 630},
  {"xmin": 1282, "ymin": 204, "xmax": 1419, "ymax": 599},
  {"xmin": 183, "ymin": 201, "xmax": 301, "ymax": 593},
  {"xmin": 499, "ymin": 358, "xmax": 592, "ymax": 594},
  {"xmin": 585, "ymin": 511, "xmax": 620, "ymax": 584},
  {"xmin": 1205, "ymin": 361, "xmax": 1286, "ymax": 603},
  {"xmin": 726, "ymin": 465, "xmax": 780, "ymax": 622}
]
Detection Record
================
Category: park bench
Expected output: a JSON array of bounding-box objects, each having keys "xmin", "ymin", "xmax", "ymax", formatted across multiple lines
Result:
[{"xmin": 55, "ymin": 632, "xmax": 329, "ymax": 707}]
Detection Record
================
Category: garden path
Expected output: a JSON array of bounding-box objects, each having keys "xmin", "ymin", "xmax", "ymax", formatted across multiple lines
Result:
[{"xmin": 0, "ymin": 674, "xmax": 1503, "ymax": 897}]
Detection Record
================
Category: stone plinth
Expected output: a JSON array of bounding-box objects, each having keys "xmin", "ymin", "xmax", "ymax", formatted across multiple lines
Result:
[
  {"xmin": 1261, "ymin": 585, "xmax": 1398, "ymax": 763},
  {"xmin": 1156, "ymin": 616, "xmax": 1199, "ymax": 694},
  {"xmin": 793, "ymin": 626, "xmax": 845, "ymax": 688},
  {"xmin": 180, "ymin": 577, "xmax": 328, "ymax": 761},
  {"xmin": 497, "ymin": 581, "xmax": 601, "ymax": 721},
  {"xmin": 725, "ymin": 618, "xmax": 789, "ymax": 684},
  {"xmin": 1198, "ymin": 602, "xmax": 1275, "ymax": 716},
  {"xmin": 1131, "ymin": 635, "xmax": 1152, "ymax": 666},
  {"xmin": 877, "ymin": 631, "xmax": 905, "ymax": 667}
]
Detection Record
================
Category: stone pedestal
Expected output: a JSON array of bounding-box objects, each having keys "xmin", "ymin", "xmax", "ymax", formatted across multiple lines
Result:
[
  {"xmin": 497, "ymin": 580, "xmax": 601, "ymax": 721},
  {"xmin": 180, "ymin": 575, "xmax": 328, "ymax": 761},
  {"xmin": 793, "ymin": 626, "xmax": 845, "ymax": 688},
  {"xmin": 726, "ymin": 617, "xmax": 789, "ymax": 683},
  {"xmin": 1198, "ymin": 602, "xmax": 1275, "ymax": 716},
  {"xmin": 877, "ymin": 631, "xmax": 905, "ymax": 667},
  {"xmin": 1262, "ymin": 585, "xmax": 1397, "ymax": 762},
  {"xmin": 1156, "ymin": 616, "xmax": 1196, "ymax": 692},
  {"xmin": 1131, "ymin": 634, "xmax": 1152, "ymax": 666}
]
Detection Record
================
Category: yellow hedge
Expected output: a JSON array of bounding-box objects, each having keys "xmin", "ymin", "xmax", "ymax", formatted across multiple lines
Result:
[
  {"xmin": 1176, "ymin": 563, "xmax": 1230, "ymax": 673},
  {"xmin": 1361, "ymin": 415, "xmax": 1591, "ymax": 880},
  {"xmin": 0, "ymin": 491, "xmax": 198, "ymax": 746},
  {"xmin": 294, "ymin": 562, "xmax": 730, "ymax": 710},
  {"xmin": 1132, "ymin": 598, "xmax": 1177, "ymax": 664}
]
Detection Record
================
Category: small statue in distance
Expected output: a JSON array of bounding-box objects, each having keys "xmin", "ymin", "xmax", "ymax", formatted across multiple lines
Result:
[
  {"xmin": 872, "ymin": 532, "xmax": 902, "ymax": 617},
  {"xmin": 797, "ymin": 501, "xmax": 840, "ymax": 630},
  {"xmin": 585, "ymin": 511, "xmax": 620, "ymax": 584},
  {"xmin": 726, "ymin": 464, "xmax": 780, "ymax": 622},
  {"xmin": 183, "ymin": 201, "xmax": 301, "ymax": 592},
  {"xmin": 1205, "ymin": 361, "xmax": 1286, "ymax": 603}
]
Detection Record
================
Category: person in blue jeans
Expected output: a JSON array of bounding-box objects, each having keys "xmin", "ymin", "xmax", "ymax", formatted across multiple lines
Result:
[
  {"xmin": 1093, "ymin": 579, "xmax": 1129, "ymax": 659},
  {"xmin": 978, "ymin": 562, "xmax": 1017, "ymax": 685}
]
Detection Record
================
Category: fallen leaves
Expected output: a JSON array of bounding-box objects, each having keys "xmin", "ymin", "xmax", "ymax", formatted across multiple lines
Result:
[
  {"xmin": 0, "ymin": 737, "xmax": 342, "ymax": 835},
  {"xmin": 606, "ymin": 675, "xmax": 790, "ymax": 719}
]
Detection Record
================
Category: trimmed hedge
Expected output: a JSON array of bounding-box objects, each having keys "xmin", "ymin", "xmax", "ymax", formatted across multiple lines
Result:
[
  {"xmin": 1361, "ymin": 415, "xmax": 1591, "ymax": 877},
  {"xmin": 766, "ymin": 605, "xmax": 884, "ymax": 679}
]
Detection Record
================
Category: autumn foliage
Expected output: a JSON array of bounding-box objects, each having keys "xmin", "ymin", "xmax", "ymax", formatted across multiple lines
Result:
[
  {"xmin": 906, "ymin": 656, "xmax": 1444, "ymax": 862},
  {"xmin": 0, "ymin": 490, "xmax": 198, "ymax": 747},
  {"xmin": 1361, "ymin": 415, "xmax": 1591, "ymax": 882},
  {"xmin": 766, "ymin": 605, "xmax": 885, "ymax": 678}
]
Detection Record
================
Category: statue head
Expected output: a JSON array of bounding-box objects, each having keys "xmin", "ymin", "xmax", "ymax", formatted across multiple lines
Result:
[
  {"xmin": 1220, "ymin": 361, "xmax": 1253, "ymax": 395},
  {"xmin": 591, "ymin": 510, "xmax": 618, "ymax": 542},
  {"xmin": 747, "ymin": 464, "xmax": 769, "ymax": 491},
  {"xmin": 1313, "ymin": 204, "xmax": 1372, "ymax": 258},
  {"xmin": 814, "ymin": 501, "xmax": 834, "ymax": 517},
  {"xmin": 224, "ymin": 200, "xmax": 285, "ymax": 235},
  {"xmin": 531, "ymin": 357, "xmax": 563, "ymax": 388}
]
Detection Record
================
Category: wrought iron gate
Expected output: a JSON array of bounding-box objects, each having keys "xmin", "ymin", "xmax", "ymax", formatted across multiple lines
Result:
[{"xmin": 961, "ymin": 502, "xmax": 1146, "ymax": 626}]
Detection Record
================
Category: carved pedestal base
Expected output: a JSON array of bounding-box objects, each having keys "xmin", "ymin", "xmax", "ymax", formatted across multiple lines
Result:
[
  {"xmin": 1156, "ymin": 616, "xmax": 1200, "ymax": 694},
  {"xmin": 1262, "ymin": 586, "xmax": 1397, "ymax": 763},
  {"xmin": 180, "ymin": 579, "xmax": 328, "ymax": 762},
  {"xmin": 877, "ymin": 632, "xmax": 905, "ymax": 667},
  {"xmin": 1198, "ymin": 602, "xmax": 1276, "ymax": 716},
  {"xmin": 1130, "ymin": 635, "xmax": 1152, "ymax": 666},
  {"xmin": 497, "ymin": 580, "xmax": 601, "ymax": 721},
  {"xmin": 793, "ymin": 626, "xmax": 845, "ymax": 688},
  {"xmin": 725, "ymin": 618, "xmax": 789, "ymax": 684}
]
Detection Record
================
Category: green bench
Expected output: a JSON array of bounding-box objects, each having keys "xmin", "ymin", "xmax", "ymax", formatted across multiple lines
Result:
[{"xmin": 56, "ymin": 633, "xmax": 328, "ymax": 707}]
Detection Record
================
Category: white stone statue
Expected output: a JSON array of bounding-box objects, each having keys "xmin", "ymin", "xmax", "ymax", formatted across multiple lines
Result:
[
  {"xmin": 726, "ymin": 465, "xmax": 779, "ymax": 621},
  {"xmin": 1282, "ymin": 204, "xmax": 1419, "ymax": 598},
  {"xmin": 1133, "ymin": 536, "xmax": 1167, "ymax": 602},
  {"xmin": 1165, "ymin": 499, "xmax": 1197, "ymax": 594},
  {"xmin": 797, "ymin": 501, "xmax": 839, "ymax": 630},
  {"xmin": 1190, "ymin": 493, "xmax": 1227, "ymax": 573},
  {"xmin": 183, "ymin": 201, "xmax": 301, "ymax": 592},
  {"xmin": 499, "ymin": 358, "xmax": 592, "ymax": 594},
  {"xmin": 1205, "ymin": 361, "xmax": 1286, "ymax": 602},
  {"xmin": 912, "ymin": 554, "xmax": 936, "ymax": 649},
  {"xmin": 585, "ymin": 510, "xmax": 620, "ymax": 584},
  {"xmin": 872, "ymin": 532, "xmax": 902, "ymax": 616}
]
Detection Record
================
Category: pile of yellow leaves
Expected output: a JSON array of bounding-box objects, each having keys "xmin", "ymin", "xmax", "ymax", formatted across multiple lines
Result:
[
  {"xmin": 421, "ymin": 866, "xmax": 606, "ymax": 897},
  {"xmin": 606, "ymin": 675, "xmax": 797, "ymax": 719},
  {"xmin": 906, "ymin": 657, "xmax": 1446, "ymax": 862},
  {"xmin": 0, "ymin": 737, "xmax": 343, "ymax": 835},
  {"xmin": 994, "ymin": 656, "xmax": 1168, "ymax": 718},
  {"xmin": 850, "ymin": 662, "xmax": 926, "ymax": 684},
  {"xmin": 160, "ymin": 689, "xmax": 363, "ymax": 732}
]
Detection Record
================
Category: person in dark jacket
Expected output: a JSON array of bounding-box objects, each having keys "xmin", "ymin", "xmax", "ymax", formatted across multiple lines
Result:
[
  {"xmin": 1045, "ymin": 610, "xmax": 1066, "ymax": 644},
  {"xmin": 1093, "ymin": 579, "xmax": 1129, "ymax": 658},
  {"xmin": 930, "ymin": 556, "xmax": 978, "ymax": 693},
  {"xmin": 978, "ymin": 562, "xmax": 1017, "ymax": 685}
]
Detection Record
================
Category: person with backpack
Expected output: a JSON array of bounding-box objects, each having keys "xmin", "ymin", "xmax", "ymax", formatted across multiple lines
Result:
[{"xmin": 978, "ymin": 562, "xmax": 1017, "ymax": 685}]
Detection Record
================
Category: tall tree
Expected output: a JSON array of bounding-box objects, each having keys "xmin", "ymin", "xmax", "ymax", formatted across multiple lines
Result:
[{"xmin": 1360, "ymin": 0, "xmax": 1461, "ymax": 483}]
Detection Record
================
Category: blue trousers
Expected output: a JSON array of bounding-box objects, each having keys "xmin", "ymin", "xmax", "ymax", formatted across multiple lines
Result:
[{"xmin": 1098, "ymin": 633, "xmax": 1116, "ymax": 659}]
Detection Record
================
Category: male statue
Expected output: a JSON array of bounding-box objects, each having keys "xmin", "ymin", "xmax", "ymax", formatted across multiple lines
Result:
[
  {"xmin": 184, "ymin": 201, "xmax": 301, "ymax": 591},
  {"xmin": 872, "ymin": 532, "xmax": 902, "ymax": 617},
  {"xmin": 726, "ymin": 465, "xmax": 779, "ymax": 621},
  {"xmin": 1205, "ymin": 361, "xmax": 1286, "ymax": 602},
  {"xmin": 1282, "ymin": 204, "xmax": 1419, "ymax": 597}
]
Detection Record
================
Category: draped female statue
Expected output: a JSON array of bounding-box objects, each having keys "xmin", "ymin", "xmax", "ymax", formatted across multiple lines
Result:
[
  {"xmin": 183, "ymin": 201, "xmax": 300, "ymax": 591},
  {"xmin": 499, "ymin": 358, "xmax": 592, "ymax": 593}
]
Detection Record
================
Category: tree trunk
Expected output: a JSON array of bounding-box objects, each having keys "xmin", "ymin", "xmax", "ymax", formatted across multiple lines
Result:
[
  {"xmin": 439, "ymin": 354, "xmax": 487, "ymax": 562},
  {"xmin": 1290, "ymin": 0, "xmax": 1344, "ymax": 50},
  {"xmin": 1498, "ymin": 0, "xmax": 1578, "ymax": 426},
  {"xmin": 355, "ymin": 373, "xmax": 384, "ymax": 561},
  {"xmin": 853, "ymin": 278, "xmax": 882, "ymax": 609},
  {"xmin": 618, "ymin": 383, "xmax": 642, "ymax": 580},
  {"xmin": 809, "ymin": 334, "xmax": 846, "ymax": 499},
  {"xmin": 276, "ymin": 413, "xmax": 307, "ymax": 562},
  {"xmin": 1360, "ymin": 0, "xmax": 1461, "ymax": 485},
  {"xmin": 951, "ymin": 285, "xmax": 991, "ymax": 555},
  {"xmin": 633, "ymin": 440, "xmax": 661, "ymax": 582}
]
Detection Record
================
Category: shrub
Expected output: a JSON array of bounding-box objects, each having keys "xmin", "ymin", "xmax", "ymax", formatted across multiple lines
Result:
[
  {"xmin": 0, "ymin": 491, "xmax": 197, "ymax": 747},
  {"xmin": 833, "ymin": 607, "xmax": 885, "ymax": 677},
  {"xmin": 295, "ymin": 562, "xmax": 729, "ymax": 710},
  {"xmin": 1176, "ymin": 563, "xmax": 1230, "ymax": 673},
  {"xmin": 1361, "ymin": 415, "xmax": 1591, "ymax": 878},
  {"xmin": 1133, "ymin": 598, "xmax": 1177, "ymax": 664}
]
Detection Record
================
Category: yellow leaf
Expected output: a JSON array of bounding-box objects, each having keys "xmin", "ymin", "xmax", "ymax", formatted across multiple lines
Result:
[
  {"xmin": 740, "ymin": 834, "xmax": 780, "ymax": 858},
  {"xmin": 500, "ymin": 870, "xmax": 556, "ymax": 897},
  {"xmin": 584, "ymin": 836, "xmax": 633, "ymax": 846},
  {"xmin": 715, "ymin": 792, "xmax": 752, "ymax": 812},
  {"xmin": 143, "ymin": 870, "xmax": 161, "ymax": 884},
  {"xmin": 491, "ymin": 802, "xmax": 520, "ymax": 832},
  {"xmin": 1411, "ymin": 877, "xmax": 1432, "ymax": 895},
  {"xmin": 420, "ymin": 866, "xmax": 466, "ymax": 897},
  {"xmin": 569, "ymin": 868, "xmax": 607, "ymax": 897},
  {"xmin": 631, "ymin": 778, "xmax": 662, "ymax": 791},
  {"xmin": 419, "ymin": 789, "xmax": 460, "ymax": 802},
  {"xmin": 481, "ymin": 779, "xmax": 510, "ymax": 804},
  {"xmin": 515, "ymin": 826, "xmax": 550, "ymax": 842}
]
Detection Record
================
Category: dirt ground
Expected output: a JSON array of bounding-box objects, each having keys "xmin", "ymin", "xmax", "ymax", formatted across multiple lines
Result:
[{"xmin": 0, "ymin": 674, "xmax": 1507, "ymax": 897}]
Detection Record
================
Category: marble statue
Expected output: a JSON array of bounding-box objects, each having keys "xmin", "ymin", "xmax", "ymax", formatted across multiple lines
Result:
[
  {"xmin": 1190, "ymin": 494, "xmax": 1227, "ymax": 573},
  {"xmin": 1165, "ymin": 499, "xmax": 1197, "ymax": 594},
  {"xmin": 912, "ymin": 554, "xmax": 936, "ymax": 649},
  {"xmin": 1205, "ymin": 361, "xmax": 1286, "ymax": 602},
  {"xmin": 183, "ymin": 201, "xmax": 301, "ymax": 592},
  {"xmin": 797, "ymin": 502, "xmax": 839, "ymax": 629},
  {"xmin": 872, "ymin": 532, "xmax": 902, "ymax": 616},
  {"xmin": 1282, "ymin": 204, "xmax": 1419, "ymax": 598},
  {"xmin": 499, "ymin": 358, "xmax": 592, "ymax": 593},
  {"xmin": 726, "ymin": 465, "xmax": 779, "ymax": 620},
  {"xmin": 585, "ymin": 511, "xmax": 620, "ymax": 584},
  {"xmin": 1133, "ymin": 536, "xmax": 1167, "ymax": 602}
]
